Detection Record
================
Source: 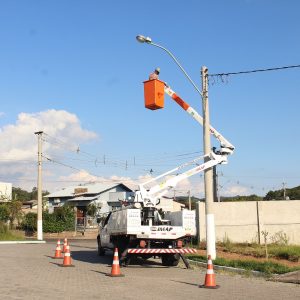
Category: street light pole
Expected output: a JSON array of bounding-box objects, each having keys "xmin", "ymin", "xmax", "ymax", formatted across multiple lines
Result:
[
  {"xmin": 35, "ymin": 131, "xmax": 43, "ymax": 241},
  {"xmin": 136, "ymin": 35, "xmax": 217, "ymax": 258},
  {"xmin": 201, "ymin": 67, "xmax": 216, "ymax": 259}
]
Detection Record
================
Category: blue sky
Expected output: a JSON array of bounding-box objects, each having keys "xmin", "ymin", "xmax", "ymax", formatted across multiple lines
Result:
[{"xmin": 0, "ymin": 0, "xmax": 299, "ymax": 197}]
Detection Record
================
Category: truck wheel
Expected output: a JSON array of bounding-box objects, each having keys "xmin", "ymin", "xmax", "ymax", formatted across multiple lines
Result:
[
  {"xmin": 97, "ymin": 237, "xmax": 105, "ymax": 256},
  {"xmin": 161, "ymin": 254, "xmax": 180, "ymax": 266}
]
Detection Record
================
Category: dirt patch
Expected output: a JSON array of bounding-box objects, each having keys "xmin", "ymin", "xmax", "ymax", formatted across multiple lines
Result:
[{"xmin": 196, "ymin": 249, "xmax": 300, "ymax": 268}]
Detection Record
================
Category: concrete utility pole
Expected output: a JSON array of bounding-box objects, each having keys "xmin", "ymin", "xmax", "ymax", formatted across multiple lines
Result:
[
  {"xmin": 35, "ymin": 131, "xmax": 43, "ymax": 241},
  {"xmin": 201, "ymin": 66, "xmax": 216, "ymax": 259}
]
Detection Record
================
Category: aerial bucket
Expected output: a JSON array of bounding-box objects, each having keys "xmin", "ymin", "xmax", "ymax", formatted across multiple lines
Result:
[{"xmin": 143, "ymin": 79, "xmax": 165, "ymax": 110}]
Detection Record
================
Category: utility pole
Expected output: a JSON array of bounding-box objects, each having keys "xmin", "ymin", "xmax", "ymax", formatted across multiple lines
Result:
[
  {"xmin": 282, "ymin": 181, "xmax": 286, "ymax": 200},
  {"xmin": 35, "ymin": 131, "xmax": 43, "ymax": 241},
  {"xmin": 188, "ymin": 190, "xmax": 191, "ymax": 210},
  {"xmin": 202, "ymin": 66, "xmax": 216, "ymax": 259}
]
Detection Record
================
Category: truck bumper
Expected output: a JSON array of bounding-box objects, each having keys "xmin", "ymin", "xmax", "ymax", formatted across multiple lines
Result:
[{"xmin": 127, "ymin": 248, "xmax": 197, "ymax": 254}]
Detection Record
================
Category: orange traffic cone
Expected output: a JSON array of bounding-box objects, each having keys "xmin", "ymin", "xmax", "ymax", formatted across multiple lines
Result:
[
  {"xmin": 106, "ymin": 248, "xmax": 124, "ymax": 277},
  {"xmin": 62, "ymin": 238, "xmax": 68, "ymax": 253},
  {"xmin": 62, "ymin": 244, "xmax": 74, "ymax": 267},
  {"xmin": 53, "ymin": 239, "xmax": 63, "ymax": 259},
  {"xmin": 199, "ymin": 255, "xmax": 219, "ymax": 289}
]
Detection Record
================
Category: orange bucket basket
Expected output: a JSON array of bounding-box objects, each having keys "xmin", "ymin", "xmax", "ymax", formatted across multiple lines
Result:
[{"xmin": 143, "ymin": 79, "xmax": 165, "ymax": 110}]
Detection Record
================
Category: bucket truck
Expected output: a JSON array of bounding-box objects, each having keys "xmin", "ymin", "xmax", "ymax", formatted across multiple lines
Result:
[{"xmin": 97, "ymin": 80, "xmax": 234, "ymax": 266}]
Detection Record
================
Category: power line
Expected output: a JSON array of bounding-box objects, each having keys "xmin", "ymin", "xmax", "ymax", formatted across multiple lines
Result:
[
  {"xmin": 209, "ymin": 64, "xmax": 300, "ymax": 77},
  {"xmin": 42, "ymin": 155, "xmax": 85, "ymax": 173},
  {"xmin": 43, "ymin": 131, "xmax": 204, "ymax": 170}
]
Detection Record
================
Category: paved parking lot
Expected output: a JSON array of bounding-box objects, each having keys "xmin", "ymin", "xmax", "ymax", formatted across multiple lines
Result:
[{"xmin": 0, "ymin": 240, "xmax": 298, "ymax": 299}]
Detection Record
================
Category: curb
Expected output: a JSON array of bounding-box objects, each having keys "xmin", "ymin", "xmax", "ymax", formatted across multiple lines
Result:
[
  {"xmin": 187, "ymin": 259, "xmax": 265, "ymax": 277},
  {"xmin": 0, "ymin": 240, "xmax": 46, "ymax": 245}
]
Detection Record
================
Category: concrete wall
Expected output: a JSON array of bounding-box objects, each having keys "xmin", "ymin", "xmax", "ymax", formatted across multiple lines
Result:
[
  {"xmin": 197, "ymin": 200, "xmax": 300, "ymax": 245},
  {"xmin": 157, "ymin": 199, "xmax": 185, "ymax": 212}
]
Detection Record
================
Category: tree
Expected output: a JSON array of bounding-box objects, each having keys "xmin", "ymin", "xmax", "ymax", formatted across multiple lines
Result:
[
  {"xmin": 87, "ymin": 203, "xmax": 97, "ymax": 217},
  {"xmin": 12, "ymin": 186, "xmax": 49, "ymax": 202},
  {"xmin": 222, "ymin": 194, "xmax": 263, "ymax": 202},
  {"xmin": 12, "ymin": 187, "xmax": 31, "ymax": 202},
  {"xmin": 7, "ymin": 200, "xmax": 23, "ymax": 228},
  {"xmin": 264, "ymin": 185, "xmax": 300, "ymax": 200},
  {"xmin": 29, "ymin": 187, "xmax": 49, "ymax": 200}
]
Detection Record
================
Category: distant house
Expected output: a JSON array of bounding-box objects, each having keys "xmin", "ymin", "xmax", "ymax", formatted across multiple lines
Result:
[
  {"xmin": 22, "ymin": 200, "xmax": 38, "ymax": 214},
  {"xmin": 46, "ymin": 182, "xmax": 134, "ymax": 218}
]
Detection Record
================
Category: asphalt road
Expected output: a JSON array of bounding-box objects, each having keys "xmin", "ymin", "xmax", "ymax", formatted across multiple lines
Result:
[{"xmin": 0, "ymin": 240, "xmax": 298, "ymax": 300}]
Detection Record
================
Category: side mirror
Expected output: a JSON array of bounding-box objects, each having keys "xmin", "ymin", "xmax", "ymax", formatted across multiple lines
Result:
[{"xmin": 96, "ymin": 217, "xmax": 101, "ymax": 224}]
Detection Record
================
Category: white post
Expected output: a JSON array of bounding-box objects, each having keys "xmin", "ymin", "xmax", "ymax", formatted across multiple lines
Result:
[{"xmin": 201, "ymin": 66, "xmax": 216, "ymax": 259}]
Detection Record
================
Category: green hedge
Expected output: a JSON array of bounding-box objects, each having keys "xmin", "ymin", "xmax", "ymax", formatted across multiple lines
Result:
[{"xmin": 22, "ymin": 206, "xmax": 75, "ymax": 233}]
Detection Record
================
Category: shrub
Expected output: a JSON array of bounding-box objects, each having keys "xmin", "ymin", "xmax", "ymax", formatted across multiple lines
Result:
[
  {"xmin": 270, "ymin": 231, "xmax": 289, "ymax": 245},
  {"xmin": 222, "ymin": 233, "xmax": 233, "ymax": 252},
  {"xmin": 0, "ymin": 204, "xmax": 10, "ymax": 222},
  {"xmin": 22, "ymin": 212, "xmax": 37, "ymax": 231},
  {"xmin": 21, "ymin": 206, "xmax": 75, "ymax": 233},
  {"xmin": 0, "ymin": 221, "xmax": 9, "ymax": 234},
  {"xmin": 87, "ymin": 203, "xmax": 97, "ymax": 217}
]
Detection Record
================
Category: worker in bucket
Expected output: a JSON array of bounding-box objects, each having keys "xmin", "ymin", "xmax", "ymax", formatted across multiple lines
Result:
[{"xmin": 149, "ymin": 67, "xmax": 160, "ymax": 80}]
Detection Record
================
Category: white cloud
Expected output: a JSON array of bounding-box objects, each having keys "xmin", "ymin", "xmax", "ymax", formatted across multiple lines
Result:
[
  {"xmin": 0, "ymin": 110, "xmax": 97, "ymax": 191},
  {"xmin": 57, "ymin": 171, "xmax": 139, "ymax": 192},
  {"xmin": 222, "ymin": 185, "xmax": 250, "ymax": 196}
]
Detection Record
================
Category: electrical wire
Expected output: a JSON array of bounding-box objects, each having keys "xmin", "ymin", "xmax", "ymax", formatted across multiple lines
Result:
[
  {"xmin": 209, "ymin": 64, "xmax": 300, "ymax": 77},
  {"xmin": 43, "ymin": 130, "xmax": 204, "ymax": 170}
]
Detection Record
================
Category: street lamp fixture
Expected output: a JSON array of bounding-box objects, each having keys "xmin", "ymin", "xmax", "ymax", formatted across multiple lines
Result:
[
  {"xmin": 136, "ymin": 34, "xmax": 202, "ymax": 97},
  {"xmin": 136, "ymin": 35, "xmax": 152, "ymax": 44}
]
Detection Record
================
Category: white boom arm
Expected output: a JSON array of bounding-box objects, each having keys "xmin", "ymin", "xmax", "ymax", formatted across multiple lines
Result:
[
  {"xmin": 165, "ymin": 86, "xmax": 235, "ymax": 154},
  {"xmin": 135, "ymin": 82, "xmax": 234, "ymax": 209},
  {"xmin": 136, "ymin": 152, "xmax": 227, "ymax": 208}
]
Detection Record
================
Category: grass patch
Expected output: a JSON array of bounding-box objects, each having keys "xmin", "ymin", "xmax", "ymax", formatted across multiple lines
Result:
[
  {"xmin": 268, "ymin": 245, "xmax": 300, "ymax": 262},
  {"xmin": 187, "ymin": 254, "xmax": 300, "ymax": 275},
  {"xmin": 0, "ymin": 231, "xmax": 24, "ymax": 241},
  {"xmin": 216, "ymin": 242, "xmax": 300, "ymax": 262},
  {"xmin": 0, "ymin": 223, "xmax": 24, "ymax": 241}
]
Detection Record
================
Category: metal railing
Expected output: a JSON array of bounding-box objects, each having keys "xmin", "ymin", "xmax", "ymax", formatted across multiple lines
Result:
[{"xmin": 76, "ymin": 216, "xmax": 98, "ymax": 232}]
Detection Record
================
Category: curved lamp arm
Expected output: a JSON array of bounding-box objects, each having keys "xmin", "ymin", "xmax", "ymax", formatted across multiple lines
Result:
[{"xmin": 136, "ymin": 35, "xmax": 202, "ymax": 97}]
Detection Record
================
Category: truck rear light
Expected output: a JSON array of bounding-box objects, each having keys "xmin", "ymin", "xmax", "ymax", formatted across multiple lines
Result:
[
  {"xmin": 139, "ymin": 240, "xmax": 146, "ymax": 248},
  {"xmin": 177, "ymin": 240, "xmax": 183, "ymax": 248}
]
